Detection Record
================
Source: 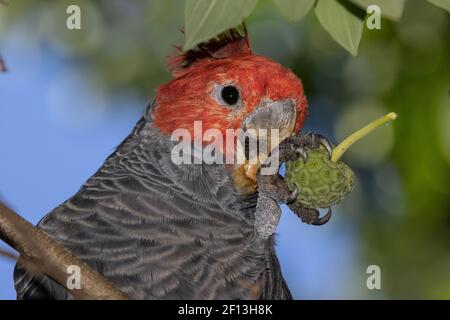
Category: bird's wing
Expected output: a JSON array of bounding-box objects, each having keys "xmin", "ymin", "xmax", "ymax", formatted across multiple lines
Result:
[{"xmin": 14, "ymin": 114, "xmax": 288, "ymax": 299}]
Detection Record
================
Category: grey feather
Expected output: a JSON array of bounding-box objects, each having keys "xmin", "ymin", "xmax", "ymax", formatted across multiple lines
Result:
[{"xmin": 14, "ymin": 102, "xmax": 292, "ymax": 300}]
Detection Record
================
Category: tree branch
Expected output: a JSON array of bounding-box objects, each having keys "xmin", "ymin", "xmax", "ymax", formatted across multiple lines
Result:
[
  {"xmin": 0, "ymin": 201, "xmax": 128, "ymax": 300},
  {"xmin": 0, "ymin": 247, "xmax": 17, "ymax": 260}
]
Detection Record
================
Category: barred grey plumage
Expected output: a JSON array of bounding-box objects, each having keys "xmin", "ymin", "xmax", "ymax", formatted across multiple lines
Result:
[{"xmin": 13, "ymin": 103, "xmax": 292, "ymax": 300}]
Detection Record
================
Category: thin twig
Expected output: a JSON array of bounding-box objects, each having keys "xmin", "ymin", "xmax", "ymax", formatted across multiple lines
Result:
[{"xmin": 0, "ymin": 201, "xmax": 128, "ymax": 300}]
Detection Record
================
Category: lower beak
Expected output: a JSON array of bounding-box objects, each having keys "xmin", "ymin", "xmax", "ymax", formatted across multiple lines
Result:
[{"xmin": 242, "ymin": 99, "xmax": 297, "ymax": 181}]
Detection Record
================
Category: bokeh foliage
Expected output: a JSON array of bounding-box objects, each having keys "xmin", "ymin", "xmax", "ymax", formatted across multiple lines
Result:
[{"xmin": 1, "ymin": 0, "xmax": 449, "ymax": 298}]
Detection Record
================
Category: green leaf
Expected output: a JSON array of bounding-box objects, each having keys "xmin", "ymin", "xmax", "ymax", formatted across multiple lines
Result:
[
  {"xmin": 349, "ymin": 0, "xmax": 406, "ymax": 20},
  {"xmin": 315, "ymin": 0, "xmax": 364, "ymax": 56},
  {"xmin": 183, "ymin": 0, "xmax": 259, "ymax": 51},
  {"xmin": 273, "ymin": 0, "xmax": 316, "ymax": 22},
  {"xmin": 427, "ymin": 0, "xmax": 450, "ymax": 13}
]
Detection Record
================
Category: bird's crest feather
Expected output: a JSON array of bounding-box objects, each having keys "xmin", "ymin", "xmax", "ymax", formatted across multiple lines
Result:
[{"xmin": 167, "ymin": 25, "xmax": 252, "ymax": 77}]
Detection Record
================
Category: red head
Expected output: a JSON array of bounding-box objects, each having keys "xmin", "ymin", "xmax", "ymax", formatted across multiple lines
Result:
[{"xmin": 152, "ymin": 29, "xmax": 308, "ymax": 140}]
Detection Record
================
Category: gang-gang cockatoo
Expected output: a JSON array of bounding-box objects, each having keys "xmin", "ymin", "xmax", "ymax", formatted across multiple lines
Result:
[{"xmin": 14, "ymin": 28, "xmax": 332, "ymax": 300}]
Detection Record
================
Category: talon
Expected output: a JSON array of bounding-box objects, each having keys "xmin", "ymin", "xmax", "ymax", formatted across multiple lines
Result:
[
  {"xmin": 311, "ymin": 207, "xmax": 332, "ymax": 226},
  {"xmin": 278, "ymin": 136, "xmax": 303, "ymax": 162},
  {"xmin": 287, "ymin": 203, "xmax": 332, "ymax": 226},
  {"xmin": 317, "ymin": 135, "xmax": 334, "ymax": 158},
  {"xmin": 287, "ymin": 187, "xmax": 298, "ymax": 203},
  {"xmin": 299, "ymin": 132, "xmax": 334, "ymax": 157},
  {"xmin": 296, "ymin": 147, "xmax": 308, "ymax": 162},
  {"xmin": 303, "ymin": 132, "xmax": 313, "ymax": 141}
]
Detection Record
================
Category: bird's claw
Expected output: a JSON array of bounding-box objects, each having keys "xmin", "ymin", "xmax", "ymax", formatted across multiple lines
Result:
[
  {"xmin": 257, "ymin": 174, "xmax": 297, "ymax": 204},
  {"xmin": 299, "ymin": 132, "xmax": 334, "ymax": 157},
  {"xmin": 277, "ymin": 132, "xmax": 334, "ymax": 164},
  {"xmin": 286, "ymin": 186, "xmax": 298, "ymax": 203},
  {"xmin": 295, "ymin": 147, "xmax": 308, "ymax": 162},
  {"xmin": 288, "ymin": 201, "xmax": 332, "ymax": 226},
  {"xmin": 257, "ymin": 131, "xmax": 334, "ymax": 205},
  {"xmin": 298, "ymin": 132, "xmax": 334, "ymax": 159},
  {"xmin": 255, "ymin": 131, "xmax": 334, "ymax": 235}
]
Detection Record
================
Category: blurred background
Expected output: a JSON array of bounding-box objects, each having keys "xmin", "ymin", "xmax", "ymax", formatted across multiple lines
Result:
[{"xmin": 0, "ymin": 0, "xmax": 449, "ymax": 299}]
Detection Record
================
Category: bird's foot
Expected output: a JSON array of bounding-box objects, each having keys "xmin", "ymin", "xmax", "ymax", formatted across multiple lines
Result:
[
  {"xmin": 286, "ymin": 132, "xmax": 334, "ymax": 161},
  {"xmin": 254, "ymin": 132, "xmax": 334, "ymax": 236},
  {"xmin": 288, "ymin": 201, "xmax": 332, "ymax": 226},
  {"xmin": 257, "ymin": 131, "xmax": 333, "ymax": 205},
  {"xmin": 301, "ymin": 132, "xmax": 334, "ymax": 155},
  {"xmin": 257, "ymin": 174, "xmax": 298, "ymax": 204}
]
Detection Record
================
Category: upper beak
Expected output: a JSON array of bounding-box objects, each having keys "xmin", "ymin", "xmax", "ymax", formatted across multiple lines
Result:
[
  {"xmin": 243, "ymin": 99, "xmax": 297, "ymax": 139},
  {"xmin": 241, "ymin": 99, "xmax": 297, "ymax": 181}
]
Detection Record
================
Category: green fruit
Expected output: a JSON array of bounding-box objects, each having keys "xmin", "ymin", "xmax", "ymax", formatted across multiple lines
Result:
[{"xmin": 285, "ymin": 149, "xmax": 355, "ymax": 209}]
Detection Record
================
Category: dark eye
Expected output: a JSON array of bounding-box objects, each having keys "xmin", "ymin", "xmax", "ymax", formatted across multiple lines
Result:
[{"xmin": 221, "ymin": 85, "xmax": 240, "ymax": 105}]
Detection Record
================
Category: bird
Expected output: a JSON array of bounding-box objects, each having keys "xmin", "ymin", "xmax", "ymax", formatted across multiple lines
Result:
[{"xmin": 14, "ymin": 27, "xmax": 331, "ymax": 300}]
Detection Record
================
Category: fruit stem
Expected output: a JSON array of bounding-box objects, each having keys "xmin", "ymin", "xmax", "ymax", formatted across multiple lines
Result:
[{"xmin": 331, "ymin": 112, "xmax": 398, "ymax": 162}]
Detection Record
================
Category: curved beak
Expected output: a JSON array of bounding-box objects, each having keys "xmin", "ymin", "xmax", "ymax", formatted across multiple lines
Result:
[
  {"xmin": 243, "ymin": 99, "xmax": 297, "ymax": 138},
  {"xmin": 241, "ymin": 99, "xmax": 297, "ymax": 181}
]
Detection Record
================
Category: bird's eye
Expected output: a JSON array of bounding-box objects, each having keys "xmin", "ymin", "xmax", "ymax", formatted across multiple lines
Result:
[{"xmin": 221, "ymin": 85, "xmax": 240, "ymax": 105}]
